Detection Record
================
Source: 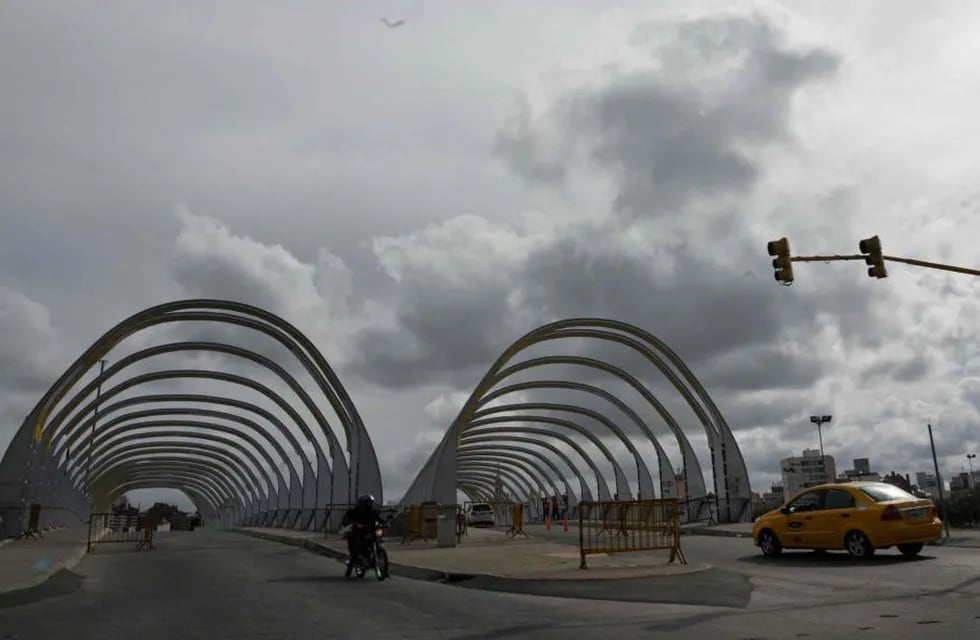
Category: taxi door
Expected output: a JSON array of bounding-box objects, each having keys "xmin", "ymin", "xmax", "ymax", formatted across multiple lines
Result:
[
  {"xmin": 781, "ymin": 490, "xmax": 822, "ymax": 548},
  {"xmin": 808, "ymin": 488, "xmax": 857, "ymax": 549}
]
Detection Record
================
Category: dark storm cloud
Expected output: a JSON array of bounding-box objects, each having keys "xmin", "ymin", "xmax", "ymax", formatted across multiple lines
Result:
[
  {"xmin": 860, "ymin": 356, "xmax": 931, "ymax": 385},
  {"xmin": 349, "ymin": 13, "xmax": 858, "ymax": 393},
  {"xmin": 503, "ymin": 15, "xmax": 839, "ymax": 218},
  {"xmin": 349, "ymin": 280, "xmax": 517, "ymax": 389}
]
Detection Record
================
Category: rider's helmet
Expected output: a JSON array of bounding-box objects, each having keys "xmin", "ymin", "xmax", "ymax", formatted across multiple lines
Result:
[{"xmin": 357, "ymin": 494, "xmax": 376, "ymax": 508}]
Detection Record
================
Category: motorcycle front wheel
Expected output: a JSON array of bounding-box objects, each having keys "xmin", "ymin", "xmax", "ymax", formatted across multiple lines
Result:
[{"xmin": 375, "ymin": 546, "xmax": 389, "ymax": 581}]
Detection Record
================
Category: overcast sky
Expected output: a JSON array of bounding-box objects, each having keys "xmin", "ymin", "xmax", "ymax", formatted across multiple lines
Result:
[{"xmin": 3, "ymin": 1, "xmax": 980, "ymax": 510}]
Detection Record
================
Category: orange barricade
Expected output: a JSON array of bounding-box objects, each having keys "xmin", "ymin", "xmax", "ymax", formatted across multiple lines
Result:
[
  {"xmin": 402, "ymin": 504, "xmax": 425, "ymax": 544},
  {"xmin": 507, "ymin": 503, "xmax": 528, "ymax": 538},
  {"xmin": 578, "ymin": 498, "xmax": 685, "ymax": 569}
]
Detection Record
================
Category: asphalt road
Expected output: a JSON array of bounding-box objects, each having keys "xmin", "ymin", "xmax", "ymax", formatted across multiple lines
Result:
[{"xmin": 1, "ymin": 528, "xmax": 979, "ymax": 639}]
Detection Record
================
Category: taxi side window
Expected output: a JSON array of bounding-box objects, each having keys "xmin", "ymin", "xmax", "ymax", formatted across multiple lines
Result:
[
  {"xmin": 823, "ymin": 489, "xmax": 855, "ymax": 510},
  {"xmin": 787, "ymin": 491, "xmax": 821, "ymax": 513}
]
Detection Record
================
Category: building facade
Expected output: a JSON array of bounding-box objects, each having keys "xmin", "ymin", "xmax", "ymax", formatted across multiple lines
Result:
[
  {"xmin": 915, "ymin": 471, "xmax": 941, "ymax": 499},
  {"xmin": 780, "ymin": 449, "xmax": 837, "ymax": 502}
]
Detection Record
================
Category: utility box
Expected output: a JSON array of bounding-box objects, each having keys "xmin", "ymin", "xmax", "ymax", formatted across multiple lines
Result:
[{"xmin": 436, "ymin": 513, "xmax": 456, "ymax": 548}]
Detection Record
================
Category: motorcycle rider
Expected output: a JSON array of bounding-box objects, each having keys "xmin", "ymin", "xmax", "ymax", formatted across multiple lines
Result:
[{"xmin": 342, "ymin": 494, "xmax": 384, "ymax": 565}]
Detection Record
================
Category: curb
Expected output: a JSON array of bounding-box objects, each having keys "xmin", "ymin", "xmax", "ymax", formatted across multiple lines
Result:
[
  {"xmin": 232, "ymin": 529, "xmax": 467, "ymax": 583},
  {"xmin": 232, "ymin": 529, "xmax": 709, "ymax": 584},
  {"xmin": 0, "ymin": 541, "xmax": 89, "ymax": 597},
  {"xmin": 684, "ymin": 527, "xmax": 752, "ymax": 539}
]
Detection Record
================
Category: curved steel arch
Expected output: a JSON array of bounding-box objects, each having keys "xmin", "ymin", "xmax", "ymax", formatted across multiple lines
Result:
[
  {"xmin": 521, "ymin": 321, "xmax": 750, "ymax": 520},
  {"xmin": 459, "ymin": 434, "xmax": 594, "ymax": 502},
  {"xmin": 31, "ymin": 301, "xmax": 378, "ymax": 490},
  {"xmin": 457, "ymin": 463, "xmax": 532, "ymax": 499},
  {"xmin": 457, "ymin": 454, "xmax": 550, "ymax": 503},
  {"xmin": 469, "ymin": 417, "xmax": 627, "ymax": 499},
  {"xmin": 489, "ymin": 358, "xmax": 703, "ymax": 495},
  {"xmin": 89, "ymin": 445, "xmax": 261, "ymax": 508},
  {"xmin": 478, "ymin": 378, "xmax": 689, "ymax": 493},
  {"xmin": 55, "ymin": 400, "xmax": 320, "ymax": 528},
  {"xmin": 400, "ymin": 356, "xmax": 696, "ymax": 505},
  {"xmin": 77, "ymin": 430, "xmax": 278, "ymax": 504},
  {"xmin": 56, "ymin": 398, "xmax": 307, "ymax": 480},
  {"xmin": 0, "ymin": 298, "xmax": 383, "ymax": 534},
  {"xmin": 402, "ymin": 318, "xmax": 752, "ymax": 523},
  {"xmin": 457, "ymin": 471, "xmax": 530, "ymax": 510},
  {"xmin": 458, "ymin": 445, "xmax": 577, "ymax": 504},
  {"xmin": 474, "ymin": 401, "xmax": 663, "ymax": 497},
  {"xmin": 465, "ymin": 424, "xmax": 613, "ymax": 500},
  {"xmin": 106, "ymin": 474, "xmax": 226, "ymax": 512},
  {"xmin": 457, "ymin": 466, "xmax": 536, "ymax": 504},
  {"xmin": 46, "ymin": 369, "xmax": 347, "ymax": 508},
  {"xmin": 92, "ymin": 458, "xmax": 245, "ymax": 510},
  {"xmin": 64, "ymin": 419, "xmax": 288, "ymax": 496},
  {"xmin": 94, "ymin": 464, "xmax": 236, "ymax": 512},
  {"xmin": 46, "ymin": 341, "xmax": 343, "ymax": 467}
]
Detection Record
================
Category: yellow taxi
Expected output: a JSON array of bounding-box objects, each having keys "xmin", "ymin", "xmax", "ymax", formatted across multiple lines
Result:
[{"xmin": 752, "ymin": 481, "xmax": 943, "ymax": 558}]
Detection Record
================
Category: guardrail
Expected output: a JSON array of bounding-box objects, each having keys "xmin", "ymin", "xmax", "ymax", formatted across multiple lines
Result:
[{"xmin": 578, "ymin": 498, "xmax": 686, "ymax": 569}]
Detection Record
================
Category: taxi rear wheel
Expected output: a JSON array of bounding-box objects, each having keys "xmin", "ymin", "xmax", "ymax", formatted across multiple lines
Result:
[
  {"xmin": 758, "ymin": 529, "xmax": 782, "ymax": 557},
  {"xmin": 844, "ymin": 530, "xmax": 875, "ymax": 559},
  {"xmin": 898, "ymin": 542, "xmax": 923, "ymax": 557}
]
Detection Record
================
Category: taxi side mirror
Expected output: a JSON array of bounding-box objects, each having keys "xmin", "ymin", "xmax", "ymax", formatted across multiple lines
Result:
[{"xmin": 780, "ymin": 506, "xmax": 790, "ymax": 515}]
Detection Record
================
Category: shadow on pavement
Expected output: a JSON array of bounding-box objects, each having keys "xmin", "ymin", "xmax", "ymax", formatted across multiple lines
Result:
[
  {"xmin": 0, "ymin": 569, "xmax": 85, "ymax": 610},
  {"xmin": 457, "ymin": 567, "xmax": 753, "ymax": 608},
  {"xmin": 266, "ymin": 575, "xmax": 354, "ymax": 584},
  {"xmin": 737, "ymin": 551, "xmax": 935, "ymax": 567}
]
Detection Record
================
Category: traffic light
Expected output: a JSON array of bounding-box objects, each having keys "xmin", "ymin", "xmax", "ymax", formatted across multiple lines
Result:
[
  {"xmin": 767, "ymin": 237, "xmax": 794, "ymax": 285},
  {"xmin": 858, "ymin": 235, "xmax": 887, "ymax": 279}
]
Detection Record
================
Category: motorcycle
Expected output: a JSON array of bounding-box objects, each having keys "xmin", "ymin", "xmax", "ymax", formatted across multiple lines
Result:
[{"xmin": 344, "ymin": 525, "xmax": 390, "ymax": 581}]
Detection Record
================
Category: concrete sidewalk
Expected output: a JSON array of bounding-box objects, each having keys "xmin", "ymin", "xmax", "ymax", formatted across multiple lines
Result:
[
  {"xmin": 0, "ymin": 526, "xmax": 89, "ymax": 595},
  {"xmin": 235, "ymin": 526, "xmax": 708, "ymax": 582}
]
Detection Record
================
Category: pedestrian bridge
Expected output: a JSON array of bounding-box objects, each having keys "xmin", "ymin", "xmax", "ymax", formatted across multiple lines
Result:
[{"xmin": 0, "ymin": 301, "xmax": 753, "ymax": 539}]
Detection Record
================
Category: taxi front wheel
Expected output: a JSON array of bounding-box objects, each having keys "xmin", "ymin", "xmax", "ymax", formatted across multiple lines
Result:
[{"xmin": 758, "ymin": 529, "xmax": 782, "ymax": 557}]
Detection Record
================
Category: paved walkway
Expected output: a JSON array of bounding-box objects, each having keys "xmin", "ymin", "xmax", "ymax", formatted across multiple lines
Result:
[
  {"xmin": 0, "ymin": 526, "xmax": 90, "ymax": 595},
  {"xmin": 236, "ymin": 526, "xmax": 707, "ymax": 581}
]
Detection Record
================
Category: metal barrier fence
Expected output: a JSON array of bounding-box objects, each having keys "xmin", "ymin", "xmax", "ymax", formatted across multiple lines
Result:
[
  {"xmin": 578, "ymin": 498, "xmax": 686, "ymax": 569},
  {"xmin": 88, "ymin": 512, "xmax": 158, "ymax": 552}
]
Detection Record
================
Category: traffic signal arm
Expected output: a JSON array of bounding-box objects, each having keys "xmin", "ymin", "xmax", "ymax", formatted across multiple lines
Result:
[
  {"xmin": 882, "ymin": 255, "xmax": 980, "ymax": 278},
  {"xmin": 789, "ymin": 254, "xmax": 866, "ymax": 263},
  {"xmin": 788, "ymin": 254, "xmax": 980, "ymax": 277}
]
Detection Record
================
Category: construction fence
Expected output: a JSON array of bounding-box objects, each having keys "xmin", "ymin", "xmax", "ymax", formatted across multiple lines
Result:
[
  {"xmin": 88, "ymin": 512, "xmax": 160, "ymax": 552},
  {"xmin": 578, "ymin": 498, "xmax": 686, "ymax": 569}
]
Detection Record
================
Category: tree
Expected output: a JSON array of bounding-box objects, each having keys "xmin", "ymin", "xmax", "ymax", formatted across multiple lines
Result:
[{"xmin": 882, "ymin": 471, "xmax": 913, "ymax": 493}]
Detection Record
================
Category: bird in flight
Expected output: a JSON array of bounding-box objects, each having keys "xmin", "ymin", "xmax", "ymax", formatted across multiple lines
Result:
[{"xmin": 380, "ymin": 16, "xmax": 405, "ymax": 28}]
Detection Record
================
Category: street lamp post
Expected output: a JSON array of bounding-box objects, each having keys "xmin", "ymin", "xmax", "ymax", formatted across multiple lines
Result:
[
  {"xmin": 809, "ymin": 415, "xmax": 832, "ymax": 459},
  {"xmin": 968, "ymin": 453, "xmax": 977, "ymax": 490},
  {"xmin": 84, "ymin": 360, "xmax": 109, "ymax": 507}
]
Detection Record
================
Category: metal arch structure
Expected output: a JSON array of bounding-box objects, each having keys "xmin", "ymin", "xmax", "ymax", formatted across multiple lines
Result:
[
  {"xmin": 464, "ymin": 425, "xmax": 613, "ymax": 500},
  {"xmin": 85, "ymin": 442, "xmax": 268, "ymax": 510},
  {"xmin": 91, "ymin": 450, "xmax": 258, "ymax": 510},
  {"xmin": 54, "ymin": 397, "xmax": 314, "ymax": 506},
  {"xmin": 457, "ymin": 459, "xmax": 546, "ymax": 517},
  {"xmin": 460, "ymin": 436, "xmax": 592, "ymax": 504},
  {"xmin": 458, "ymin": 453, "xmax": 558, "ymax": 504},
  {"xmin": 51, "ymin": 397, "xmax": 319, "ymax": 528},
  {"xmin": 400, "ymin": 318, "xmax": 753, "ymax": 524},
  {"xmin": 93, "ymin": 460, "xmax": 245, "ymax": 513},
  {"xmin": 0, "ymin": 299, "xmax": 384, "ymax": 535}
]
